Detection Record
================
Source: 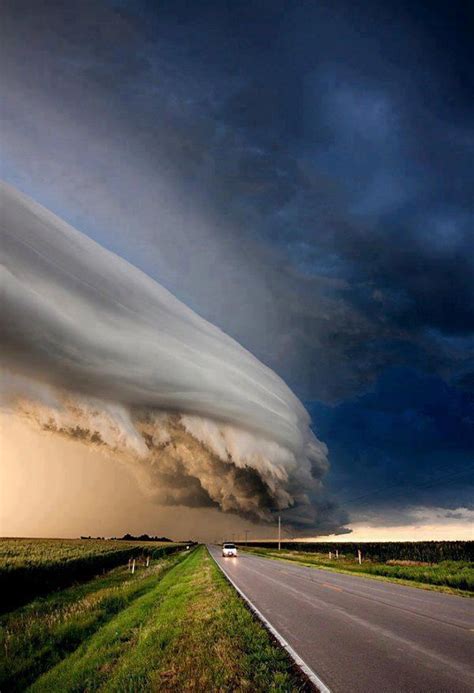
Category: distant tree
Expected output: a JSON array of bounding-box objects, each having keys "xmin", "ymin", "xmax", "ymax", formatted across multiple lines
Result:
[{"xmin": 118, "ymin": 533, "xmax": 173, "ymax": 542}]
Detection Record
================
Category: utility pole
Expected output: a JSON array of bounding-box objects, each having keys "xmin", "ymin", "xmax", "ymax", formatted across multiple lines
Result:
[{"xmin": 278, "ymin": 515, "xmax": 281, "ymax": 551}]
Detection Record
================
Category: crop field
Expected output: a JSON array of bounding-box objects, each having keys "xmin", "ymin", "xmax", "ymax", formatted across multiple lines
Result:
[
  {"xmin": 0, "ymin": 538, "xmax": 179, "ymax": 567},
  {"xmin": 0, "ymin": 544, "xmax": 305, "ymax": 692},
  {"xmin": 0, "ymin": 538, "xmax": 182, "ymax": 612},
  {"xmin": 240, "ymin": 544, "xmax": 474, "ymax": 593},
  {"xmin": 240, "ymin": 540, "xmax": 474, "ymax": 563}
]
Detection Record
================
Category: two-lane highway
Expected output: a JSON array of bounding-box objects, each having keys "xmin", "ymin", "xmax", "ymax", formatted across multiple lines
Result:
[{"xmin": 209, "ymin": 546, "xmax": 474, "ymax": 692}]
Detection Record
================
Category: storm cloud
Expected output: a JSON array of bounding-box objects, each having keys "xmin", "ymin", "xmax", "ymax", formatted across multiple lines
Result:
[
  {"xmin": 309, "ymin": 368, "xmax": 474, "ymax": 521},
  {"xmin": 1, "ymin": 181, "xmax": 345, "ymax": 531},
  {"xmin": 1, "ymin": 0, "xmax": 472, "ymax": 528}
]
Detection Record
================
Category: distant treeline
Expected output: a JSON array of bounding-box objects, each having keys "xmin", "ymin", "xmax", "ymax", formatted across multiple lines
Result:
[
  {"xmin": 239, "ymin": 541, "xmax": 474, "ymax": 563},
  {"xmin": 119, "ymin": 534, "xmax": 173, "ymax": 542},
  {"xmin": 81, "ymin": 534, "xmax": 174, "ymax": 542},
  {"xmin": 0, "ymin": 539, "xmax": 182, "ymax": 613}
]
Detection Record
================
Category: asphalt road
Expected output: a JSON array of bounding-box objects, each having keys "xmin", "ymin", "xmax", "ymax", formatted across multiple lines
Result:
[{"xmin": 209, "ymin": 546, "xmax": 474, "ymax": 693}]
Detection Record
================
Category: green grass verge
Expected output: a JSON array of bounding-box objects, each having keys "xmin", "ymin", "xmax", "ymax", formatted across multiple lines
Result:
[
  {"xmin": 28, "ymin": 546, "xmax": 306, "ymax": 692},
  {"xmin": 241, "ymin": 547, "xmax": 474, "ymax": 595},
  {"xmin": 0, "ymin": 551, "xmax": 186, "ymax": 691}
]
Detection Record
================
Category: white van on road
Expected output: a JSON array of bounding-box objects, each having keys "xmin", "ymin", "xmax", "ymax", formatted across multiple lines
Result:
[{"xmin": 222, "ymin": 543, "xmax": 238, "ymax": 557}]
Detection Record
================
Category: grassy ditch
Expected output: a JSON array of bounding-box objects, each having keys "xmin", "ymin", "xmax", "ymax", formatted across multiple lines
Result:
[
  {"xmin": 24, "ymin": 546, "xmax": 305, "ymax": 692},
  {"xmin": 0, "ymin": 538, "xmax": 181, "ymax": 611},
  {"xmin": 241, "ymin": 547, "xmax": 474, "ymax": 594},
  {"xmin": 0, "ymin": 550, "xmax": 186, "ymax": 691}
]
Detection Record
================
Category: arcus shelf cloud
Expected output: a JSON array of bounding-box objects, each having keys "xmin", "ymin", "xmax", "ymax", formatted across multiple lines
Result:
[{"xmin": 1, "ymin": 181, "xmax": 346, "ymax": 533}]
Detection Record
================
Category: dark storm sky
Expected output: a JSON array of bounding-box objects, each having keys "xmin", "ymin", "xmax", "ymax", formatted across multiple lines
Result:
[{"xmin": 2, "ymin": 0, "xmax": 473, "ymax": 526}]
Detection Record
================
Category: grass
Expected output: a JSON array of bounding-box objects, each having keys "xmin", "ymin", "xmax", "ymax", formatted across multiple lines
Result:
[
  {"xmin": 241, "ymin": 547, "xmax": 474, "ymax": 595},
  {"xmin": 0, "ymin": 538, "xmax": 181, "ymax": 611},
  {"xmin": 0, "ymin": 550, "xmax": 186, "ymax": 691},
  {"xmin": 20, "ymin": 546, "xmax": 305, "ymax": 692}
]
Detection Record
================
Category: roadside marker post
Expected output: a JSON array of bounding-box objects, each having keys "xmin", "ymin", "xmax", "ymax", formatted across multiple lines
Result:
[
  {"xmin": 146, "ymin": 556, "xmax": 150, "ymax": 567},
  {"xmin": 358, "ymin": 549, "xmax": 362, "ymax": 565},
  {"xmin": 278, "ymin": 515, "xmax": 281, "ymax": 551},
  {"xmin": 132, "ymin": 559, "xmax": 136, "ymax": 574}
]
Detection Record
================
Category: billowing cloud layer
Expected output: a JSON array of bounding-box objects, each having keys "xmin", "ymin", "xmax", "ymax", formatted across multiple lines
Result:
[
  {"xmin": 1, "ymin": 182, "xmax": 345, "ymax": 531},
  {"xmin": 1, "ymin": 1, "xmax": 472, "ymax": 530}
]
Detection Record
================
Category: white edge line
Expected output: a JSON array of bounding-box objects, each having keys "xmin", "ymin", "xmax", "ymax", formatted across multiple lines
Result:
[{"xmin": 208, "ymin": 546, "xmax": 332, "ymax": 693}]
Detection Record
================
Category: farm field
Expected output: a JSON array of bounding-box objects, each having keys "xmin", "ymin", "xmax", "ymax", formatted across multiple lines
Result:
[
  {"xmin": 0, "ymin": 544, "xmax": 305, "ymax": 692},
  {"xmin": 0, "ymin": 538, "xmax": 182, "ymax": 612},
  {"xmin": 239, "ymin": 540, "xmax": 474, "ymax": 562},
  {"xmin": 239, "ymin": 543, "xmax": 474, "ymax": 593}
]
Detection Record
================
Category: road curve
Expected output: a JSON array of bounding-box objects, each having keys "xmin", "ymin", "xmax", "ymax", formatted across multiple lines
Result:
[{"xmin": 209, "ymin": 546, "xmax": 474, "ymax": 693}]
